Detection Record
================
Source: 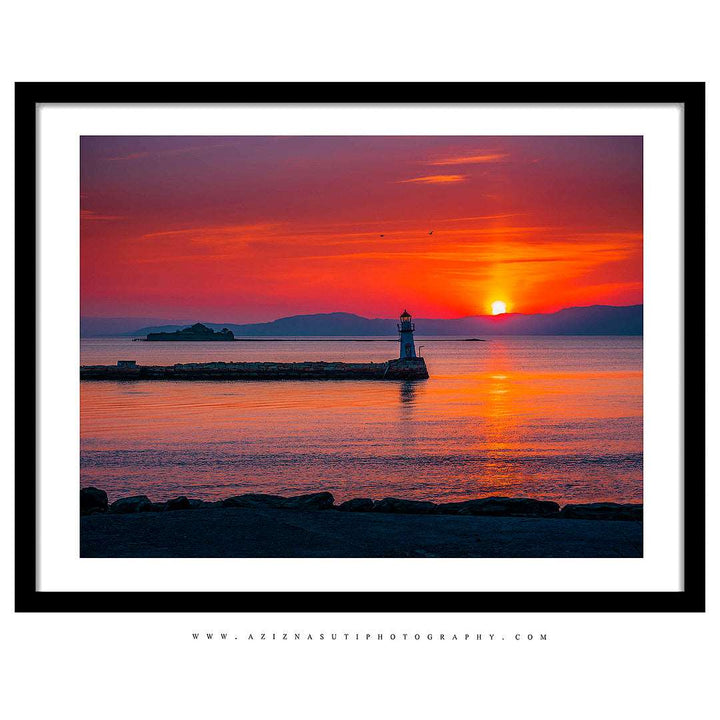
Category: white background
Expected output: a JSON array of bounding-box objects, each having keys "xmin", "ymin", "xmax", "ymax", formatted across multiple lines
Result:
[
  {"xmin": 0, "ymin": 2, "xmax": 716, "ymax": 719},
  {"xmin": 38, "ymin": 102, "xmax": 680, "ymax": 593}
]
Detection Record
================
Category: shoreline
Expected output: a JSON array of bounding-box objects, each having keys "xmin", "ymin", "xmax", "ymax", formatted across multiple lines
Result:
[
  {"xmin": 80, "ymin": 488, "xmax": 642, "ymax": 558},
  {"xmin": 81, "ymin": 487, "xmax": 642, "ymax": 519}
]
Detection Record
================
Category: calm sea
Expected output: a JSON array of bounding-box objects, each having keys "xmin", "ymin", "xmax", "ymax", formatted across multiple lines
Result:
[{"xmin": 80, "ymin": 336, "xmax": 642, "ymax": 505}]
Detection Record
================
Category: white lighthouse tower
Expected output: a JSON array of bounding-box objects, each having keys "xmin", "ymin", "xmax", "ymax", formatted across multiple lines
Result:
[{"xmin": 397, "ymin": 310, "xmax": 418, "ymax": 360}]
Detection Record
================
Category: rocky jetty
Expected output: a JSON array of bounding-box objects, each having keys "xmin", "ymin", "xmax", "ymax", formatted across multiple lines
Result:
[
  {"xmin": 81, "ymin": 487, "xmax": 642, "ymax": 520},
  {"xmin": 80, "ymin": 357, "xmax": 429, "ymax": 381},
  {"xmin": 146, "ymin": 323, "xmax": 235, "ymax": 341}
]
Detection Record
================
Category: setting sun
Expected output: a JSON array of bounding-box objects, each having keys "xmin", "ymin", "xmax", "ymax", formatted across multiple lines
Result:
[{"xmin": 491, "ymin": 300, "xmax": 507, "ymax": 315}]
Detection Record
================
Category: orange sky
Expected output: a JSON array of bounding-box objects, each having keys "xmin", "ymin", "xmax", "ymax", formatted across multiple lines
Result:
[{"xmin": 80, "ymin": 136, "xmax": 642, "ymax": 322}]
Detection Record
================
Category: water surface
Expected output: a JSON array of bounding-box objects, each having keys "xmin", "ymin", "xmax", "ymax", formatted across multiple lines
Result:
[{"xmin": 80, "ymin": 336, "xmax": 642, "ymax": 504}]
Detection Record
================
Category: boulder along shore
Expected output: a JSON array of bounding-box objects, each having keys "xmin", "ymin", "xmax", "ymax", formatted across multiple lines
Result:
[{"xmin": 80, "ymin": 488, "xmax": 642, "ymax": 558}]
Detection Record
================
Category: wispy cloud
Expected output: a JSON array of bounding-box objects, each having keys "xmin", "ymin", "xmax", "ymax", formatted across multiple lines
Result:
[
  {"xmin": 298, "ymin": 234, "xmax": 638, "ymax": 264},
  {"xmin": 442, "ymin": 213, "xmax": 524, "ymax": 223},
  {"xmin": 428, "ymin": 152, "xmax": 509, "ymax": 166},
  {"xmin": 81, "ymin": 209, "xmax": 125, "ymax": 221},
  {"xmin": 141, "ymin": 223, "xmax": 280, "ymax": 242},
  {"xmin": 107, "ymin": 142, "xmax": 237, "ymax": 162},
  {"xmin": 397, "ymin": 174, "xmax": 467, "ymax": 185}
]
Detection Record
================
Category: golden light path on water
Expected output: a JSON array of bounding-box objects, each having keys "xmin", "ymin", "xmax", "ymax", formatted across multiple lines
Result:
[{"xmin": 80, "ymin": 336, "xmax": 642, "ymax": 504}]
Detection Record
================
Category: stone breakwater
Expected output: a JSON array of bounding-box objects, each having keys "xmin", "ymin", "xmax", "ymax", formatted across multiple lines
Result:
[
  {"xmin": 81, "ymin": 487, "xmax": 642, "ymax": 521},
  {"xmin": 80, "ymin": 358, "xmax": 429, "ymax": 381}
]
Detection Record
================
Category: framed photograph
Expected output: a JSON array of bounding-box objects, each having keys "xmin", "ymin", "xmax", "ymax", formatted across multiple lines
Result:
[{"xmin": 15, "ymin": 82, "xmax": 705, "ymax": 612}]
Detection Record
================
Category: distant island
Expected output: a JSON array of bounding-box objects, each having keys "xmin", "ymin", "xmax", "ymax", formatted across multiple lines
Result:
[{"xmin": 146, "ymin": 323, "xmax": 235, "ymax": 341}]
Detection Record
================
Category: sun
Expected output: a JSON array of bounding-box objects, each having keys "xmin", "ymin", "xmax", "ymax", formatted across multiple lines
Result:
[{"xmin": 491, "ymin": 300, "xmax": 507, "ymax": 315}]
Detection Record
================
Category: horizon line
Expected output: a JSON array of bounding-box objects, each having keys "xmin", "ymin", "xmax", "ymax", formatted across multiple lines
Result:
[{"xmin": 81, "ymin": 302, "xmax": 644, "ymax": 325}]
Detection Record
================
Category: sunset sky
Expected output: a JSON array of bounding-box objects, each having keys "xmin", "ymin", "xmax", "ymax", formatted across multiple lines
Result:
[{"xmin": 80, "ymin": 135, "xmax": 642, "ymax": 322}]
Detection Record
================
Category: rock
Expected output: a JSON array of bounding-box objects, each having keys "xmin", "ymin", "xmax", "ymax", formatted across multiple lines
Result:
[
  {"xmin": 338, "ymin": 498, "xmax": 375, "ymax": 512},
  {"xmin": 372, "ymin": 497, "xmax": 438, "ymax": 514},
  {"xmin": 109, "ymin": 495, "xmax": 154, "ymax": 514},
  {"xmin": 222, "ymin": 492, "xmax": 335, "ymax": 510},
  {"xmin": 163, "ymin": 496, "xmax": 191, "ymax": 511},
  {"xmin": 222, "ymin": 493, "xmax": 287, "ymax": 509},
  {"xmin": 438, "ymin": 497, "xmax": 560, "ymax": 517},
  {"xmin": 280, "ymin": 492, "xmax": 335, "ymax": 510},
  {"xmin": 187, "ymin": 499, "xmax": 221, "ymax": 509},
  {"xmin": 80, "ymin": 487, "xmax": 108, "ymax": 515},
  {"xmin": 560, "ymin": 503, "xmax": 642, "ymax": 521}
]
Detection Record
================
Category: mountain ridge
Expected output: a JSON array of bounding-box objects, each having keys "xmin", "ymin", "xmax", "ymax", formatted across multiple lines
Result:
[{"xmin": 81, "ymin": 304, "xmax": 643, "ymax": 337}]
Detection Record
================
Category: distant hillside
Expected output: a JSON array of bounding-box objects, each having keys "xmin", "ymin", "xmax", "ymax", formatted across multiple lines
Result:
[
  {"xmin": 88, "ymin": 305, "xmax": 642, "ymax": 338},
  {"xmin": 80, "ymin": 317, "xmax": 192, "ymax": 337}
]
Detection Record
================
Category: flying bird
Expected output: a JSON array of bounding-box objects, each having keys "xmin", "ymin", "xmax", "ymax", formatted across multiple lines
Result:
[{"xmin": 428, "ymin": 230, "xmax": 433, "ymax": 235}]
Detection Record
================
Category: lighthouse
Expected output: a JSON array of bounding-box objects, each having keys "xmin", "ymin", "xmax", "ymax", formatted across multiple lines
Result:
[{"xmin": 397, "ymin": 309, "xmax": 418, "ymax": 360}]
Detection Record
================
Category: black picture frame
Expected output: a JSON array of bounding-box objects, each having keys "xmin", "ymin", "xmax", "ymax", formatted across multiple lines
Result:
[{"xmin": 15, "ymin": 82, "xmax": 706, "ymax": 613}]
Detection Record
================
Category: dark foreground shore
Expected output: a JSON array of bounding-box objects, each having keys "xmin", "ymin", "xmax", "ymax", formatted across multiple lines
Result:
[{"xmin": 80, "ymin": 489, "xmax": 642, "ymax": 558}]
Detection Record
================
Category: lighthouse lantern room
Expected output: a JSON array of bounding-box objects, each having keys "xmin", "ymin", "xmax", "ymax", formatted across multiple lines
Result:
[{"xmin": 397, "ymin": 309, "xmax": 418, "ymax": 360}]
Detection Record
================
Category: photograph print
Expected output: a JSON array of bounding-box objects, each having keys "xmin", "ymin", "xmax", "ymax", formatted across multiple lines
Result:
[{"xmin": 79, "ymin": 135, "xmax": 643, "ymax": 559}]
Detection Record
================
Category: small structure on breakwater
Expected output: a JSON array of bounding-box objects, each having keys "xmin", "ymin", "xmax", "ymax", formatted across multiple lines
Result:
[{"xmin": 81, "ymin": 311, "xmax": 429, "ymax": 381}]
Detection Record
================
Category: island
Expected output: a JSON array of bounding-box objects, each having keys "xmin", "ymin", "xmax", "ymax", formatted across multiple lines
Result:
[{"xmin": 146, "ymin": 323, "xmax": 235, "ymax": 341}]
